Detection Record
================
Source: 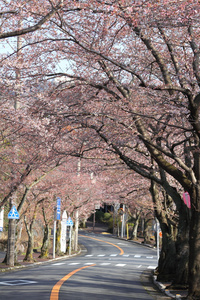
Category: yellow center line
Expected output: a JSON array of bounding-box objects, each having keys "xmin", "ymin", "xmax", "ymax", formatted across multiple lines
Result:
[
  {"xmin": 50, "ymin": 264, "xmax": 96, "ymax": 300},
  {"xmin": 79, "ymin": 234, "xmax": 124, "ymax": 255}
]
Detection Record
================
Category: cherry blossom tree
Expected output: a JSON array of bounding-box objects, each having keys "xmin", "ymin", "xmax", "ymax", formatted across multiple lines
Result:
[
  {"xmin": 2, "ymin": 1, "xmax": 200, "ymax": 297},
  {"xmin": 38, "ymin": 3, "xmax": 198, "ymax": 297}
]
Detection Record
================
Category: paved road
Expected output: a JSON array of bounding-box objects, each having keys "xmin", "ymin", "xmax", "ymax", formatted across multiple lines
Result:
[{"xmin": 0, "ymin": 232, "xmax": 158, "ymax": 300}]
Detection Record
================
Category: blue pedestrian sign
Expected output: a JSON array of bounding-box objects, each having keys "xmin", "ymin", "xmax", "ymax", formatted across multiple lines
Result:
[
  {"xmin": 57, "ymin": 197, "xmax": 61, "ymax": 220},
  {"xmin": 66, "ymin": 217, "xmax": 73, "ymax": 226},
  {"xmin": 8, "ymin": 206, "xmax": 19, "ymax": 219}
]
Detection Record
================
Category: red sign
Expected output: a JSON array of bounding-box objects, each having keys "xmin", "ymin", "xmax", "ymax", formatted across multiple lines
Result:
[{"xmin": 183, "ymin": 192, "xmax": 191, "ymax": 209}]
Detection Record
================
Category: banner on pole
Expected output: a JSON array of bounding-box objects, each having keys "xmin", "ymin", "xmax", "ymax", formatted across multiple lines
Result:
[{"xmin": 57, "ymin": 197, "xmax": 61, "ymax": 220}]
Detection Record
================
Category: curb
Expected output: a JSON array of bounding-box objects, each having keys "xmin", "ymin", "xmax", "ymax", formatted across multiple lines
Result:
[{"xmin": 153, "ymin": 275, "xmax": 182, "ymax": 299}]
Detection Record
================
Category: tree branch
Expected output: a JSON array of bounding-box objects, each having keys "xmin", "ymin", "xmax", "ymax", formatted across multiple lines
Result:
[{"xmin": 0, "ymin": 1, "xmax": 63, "ymax": 39}]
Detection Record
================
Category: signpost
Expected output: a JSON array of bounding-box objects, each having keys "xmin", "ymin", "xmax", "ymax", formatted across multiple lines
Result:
[
  {"xmin": 66, "ymin": 217, "xmax": 73, "ymax": 255},
  {"xmin": 53, "ymin": 197, "xmax": 61, "ymax": 259}
]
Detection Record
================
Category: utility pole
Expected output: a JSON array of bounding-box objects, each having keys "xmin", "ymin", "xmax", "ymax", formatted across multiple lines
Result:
[
  {"xmin": 90, "ymin": 172, "xmax": 97, "ymax": 232},
  {"xmin": 74, "ymin": 209, "xmax": 79, "ymax": 252},
  {"xmin": 69, "ymin": 225, "xmax": 72, "ymax": 255},
  {"xmin": 74, "ymin": 158, "xmax": 81, "ymax": 251},
  {"xmin": 66, "ymin": 217, "xmax": 74, "ymax": 255},
  {"xmin": 93, "ymin": 206, "xmax": 95, "ymax": 231},
  {"xmin": 53, "ymin": 207, "xmax": 56, "ymax": 259},
  {"xmin": 7, "ymin": 27, "xmax": 22, "ymax": 266},
  {"xmin": 53, "ymin": 197, "xmax": 61, "ymax": 258}
]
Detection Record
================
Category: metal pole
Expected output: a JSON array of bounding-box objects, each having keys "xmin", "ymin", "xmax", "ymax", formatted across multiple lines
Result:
[
  {"xmin": 93, "ymin": 209, "xmax": 95, "ymax": 231},
  {"xmin": 121, "ymin": 204, "xmax": 125, "ymax": 238},
  {"xmin": 53, "ymin": 207, "xmax": 56, "ymax": 259},
  {"xmin": 156, "ymin": 219, "xmax": 159, "ymax": 262},
  {"xmin": 75, "ymin": 209, "xmax": 79, "ymax": 251},
  {"xmin": 7, "ymin": 27, "xmax": 22, "ymax": 267},
  {"xmin": 69, "ymin": 226, "xmax": 72, "ymax": 255},
  {"xmin": 113, "ymin": 208, "xmax": 116, "ymax": 235}
]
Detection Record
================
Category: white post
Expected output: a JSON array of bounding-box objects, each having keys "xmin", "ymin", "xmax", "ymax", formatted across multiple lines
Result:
[
  {"xmin": 61, "ymin": 211, "xmax": 67, "ymax": 253},
  {"xmin": 121, "ymin": 204, "xmax": 125, "ymax": 238}
]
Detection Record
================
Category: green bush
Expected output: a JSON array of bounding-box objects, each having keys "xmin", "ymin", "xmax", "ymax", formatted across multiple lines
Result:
[
  {"xmin": 88, "ymin": 211, "xmax": 112, "ymax": 225},
  {"xmin": 107, "ymin": 217, "xmax": 114, "ymax": 233},
  {"xmin": 103, "ymin": 212, "xmax": 111, "ymax": 222},
  {"xmin": 94, "ymin": 211, "xmax": 104, "ymax": 222}
]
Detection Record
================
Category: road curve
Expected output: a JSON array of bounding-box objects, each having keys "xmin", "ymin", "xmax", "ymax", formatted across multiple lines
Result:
[{"xmin": 0, "ymin": 231, "xmax": 158, "ymax": 300}]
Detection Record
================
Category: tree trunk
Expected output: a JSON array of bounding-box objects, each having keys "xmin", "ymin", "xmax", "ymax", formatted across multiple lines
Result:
[
  {"xmin": 23, "ymin": 215, "xmax": 34, "ymax": 262},
  {"xmin": 150, "ymin": 179, "xmax": 177, "ymax": 281},
  {"xmin": 24, "ymin": 233, "xmax": 34, "ymax": 262},
  {"xmin": 39, "ymin": 205, "xmax": 50, "ymax": 258},
  {"xmin": 173, "ymin": 202, "xmax": 190, "ymax": 286},
  {"xmin": 186, "ymin": 147, "xmax": 200, "ymax": 298},
  {"xmin": 157, "ymin": 222, "xmax": 177, "ymax": 281},
  {"xmin": 130, "ymin": 213, "xmax": 140, "ymax": 240},
  {"xmin": 39, "ymin": 224, "xmax": 50, "ymax": 258},
  {"xmin": 143, "ymin": 217, "xmax": 153, "ymax": 244},
  {"xmin": 56, "ymin": 221, "xmax": 61, "ymax": 255},
  {"xmin": 6, "ymin": 219, "xmax": 16, "ymax": 266},
  {"xmin": 188, "ymin": 182, "xmax": 200, "ymax": 299},
  {"xmin": 23, "ymin": 203, "xmax": 41, "ymax": 262},
  {"xmin": 71, "ymin": 228, "xmax": 75, "ymax": 251},
  {"xmin": 81, "ymin": 219, "xmax": 87, "ymax": 228}
]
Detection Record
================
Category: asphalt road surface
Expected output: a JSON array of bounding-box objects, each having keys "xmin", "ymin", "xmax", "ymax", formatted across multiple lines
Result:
[{"xmin": 0, "ymin": 232, "xmax": 159, "ymax": 300}]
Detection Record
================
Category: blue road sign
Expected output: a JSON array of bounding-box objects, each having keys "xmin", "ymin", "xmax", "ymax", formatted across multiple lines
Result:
[
  {"xmin": 66, "ymin": 217, "xmax": 73, "ymax": 226},
  {"xmin": 8, "ymin": 206, "xmax": 19, "ymax": 219},
  {"xmin": 57, "ymin": 197, "xmax": 61, "ymax": 220}
]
